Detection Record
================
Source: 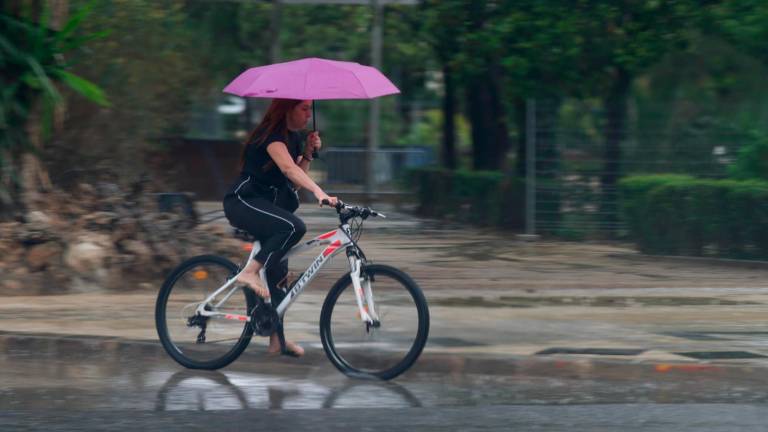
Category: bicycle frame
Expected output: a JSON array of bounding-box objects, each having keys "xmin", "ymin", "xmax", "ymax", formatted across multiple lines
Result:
[{"xmin": 195, "ymin": 223, "xmax": 379, "ymax": 325}]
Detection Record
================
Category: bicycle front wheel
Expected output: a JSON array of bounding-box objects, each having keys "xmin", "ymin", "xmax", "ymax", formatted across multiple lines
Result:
[
  {"xmin": 156, "ymin": 255, "xmax": 255, "ymax": 370},
  {"xmin": 320, "ymin": 264, "xmax": 430, "ymax": 380}
]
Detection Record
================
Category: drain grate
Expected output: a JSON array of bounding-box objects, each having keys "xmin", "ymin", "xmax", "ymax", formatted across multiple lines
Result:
[
  {"xmin": 535, "ymin": 347, "xmax": 646, "ymax": 356},
  {"xmin": 675, "ymin": 351, "xmax": 768, "ymax": 360}
]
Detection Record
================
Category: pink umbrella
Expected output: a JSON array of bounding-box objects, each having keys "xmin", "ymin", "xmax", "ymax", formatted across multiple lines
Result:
[
  {"xmin": 223, "ymin": 57, "xmax": 399, "ymax": 158},
  {"xmin": 223, "ymin": 57, "xmax": 400, "ymax": 100}
]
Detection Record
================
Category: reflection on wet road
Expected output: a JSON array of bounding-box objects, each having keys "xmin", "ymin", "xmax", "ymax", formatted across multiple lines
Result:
[
  {"xmin": 3, "ymin": 332, "xmax": 768, "ymax": 430},
  {"xmin": 2, "ymin": 332, "xmax": 768, "ymax": 414}
]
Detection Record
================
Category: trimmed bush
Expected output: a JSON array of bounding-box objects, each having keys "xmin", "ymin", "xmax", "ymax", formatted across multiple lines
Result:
[
  {"xmin": 619, "ymin": 175, "xmax": 768, "ymax": 259},
  {"xmin": 406, "ymin": 168, "xmax": 525, "ymax": 229}
]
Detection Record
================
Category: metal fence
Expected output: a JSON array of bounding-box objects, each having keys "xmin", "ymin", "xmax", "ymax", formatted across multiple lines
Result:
[
  {"xmin": 527, "ymin": 98, "xmax": 755, "ymax": 239},
  {"xmin": 314, "ymin": 146, "xmax": 434, "ymax": 194}
]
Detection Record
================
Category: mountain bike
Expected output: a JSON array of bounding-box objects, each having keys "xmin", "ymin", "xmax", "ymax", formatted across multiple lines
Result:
[{"xmin": 155, "ymin": 200, "xmax": 430, "ymax": 380}]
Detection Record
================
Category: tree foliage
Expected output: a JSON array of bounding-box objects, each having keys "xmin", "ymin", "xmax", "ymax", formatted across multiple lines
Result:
[{"xmin": 0, "ymin": 1, "xmax": 108, "ymax": 213}]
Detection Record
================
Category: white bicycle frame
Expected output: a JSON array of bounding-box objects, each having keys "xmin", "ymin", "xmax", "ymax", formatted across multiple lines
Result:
[{"xmin": 195, "ymin": 223, "xmax": 379, "ymax": 325}]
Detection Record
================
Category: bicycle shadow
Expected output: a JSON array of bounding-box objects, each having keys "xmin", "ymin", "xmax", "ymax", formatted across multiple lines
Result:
[{"xmin": 154, "ymin": 369, "xmax": 422, "ymax": 411}]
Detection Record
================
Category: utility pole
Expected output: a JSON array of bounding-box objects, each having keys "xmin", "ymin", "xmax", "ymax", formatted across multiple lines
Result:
[
  {"xmin": 271, "ymin": 0, "xmax": 282, "ymax": 63},
  {"xmin": 366, "ymin": 0, "xmax": 382, "ymax": 202}
]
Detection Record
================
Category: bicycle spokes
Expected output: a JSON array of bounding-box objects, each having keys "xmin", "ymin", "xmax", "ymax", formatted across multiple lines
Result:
[
  {"xmin": 159, "ymin": 259, "xmax": 253, "ymax": 366},
  {"xmin": 326, "ymin": 271, "xmax": 421, "ymax": 373}
]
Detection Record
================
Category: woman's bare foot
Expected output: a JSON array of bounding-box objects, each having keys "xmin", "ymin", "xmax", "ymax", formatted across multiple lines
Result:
[
  {"xmin": 236, "ymin": 272, "xmax": 270, "ymax": 298},
  {"xmin": 267, "ymin": 337, "xmax": 304, "ymax": 357}
]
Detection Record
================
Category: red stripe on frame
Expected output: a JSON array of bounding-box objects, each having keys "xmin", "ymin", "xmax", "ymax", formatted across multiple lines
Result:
[
  {"xmin": 323, "ymin": 240, "xmax": 342, "ymax": 257},
  {"xmin": 317, "ymin": 230, "xmax": 337, "ymax": 240}
]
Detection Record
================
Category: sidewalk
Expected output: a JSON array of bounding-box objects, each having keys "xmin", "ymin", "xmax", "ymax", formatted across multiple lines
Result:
[{"xmin": 2, "ymin": 203, "xmax": 768, "ymax": 369}]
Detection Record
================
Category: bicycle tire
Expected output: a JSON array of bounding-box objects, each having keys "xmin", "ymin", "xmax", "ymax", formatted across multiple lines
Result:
[
  {"xmin": 319, "ymin": 264, "xmax": 430, "ymax": 380},
  {"xmin": 156, "ymin": 255, "xmax": 255, "ymax": 370}
]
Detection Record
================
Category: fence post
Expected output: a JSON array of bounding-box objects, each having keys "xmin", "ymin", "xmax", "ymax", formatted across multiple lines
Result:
[{"xmin": 525, "ymin": 98, "xmax": 536, "ymax": 237}]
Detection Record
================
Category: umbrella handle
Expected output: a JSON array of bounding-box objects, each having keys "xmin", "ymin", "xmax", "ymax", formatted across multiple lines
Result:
[{"xmin": 312, "ymin": 102, "xmax": 320, "ymax": 160}]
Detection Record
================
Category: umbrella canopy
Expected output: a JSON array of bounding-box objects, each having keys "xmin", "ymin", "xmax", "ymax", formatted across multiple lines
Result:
[{"xmin": 222, "ymin": 57, "xmax": 400, "ymax": 100}]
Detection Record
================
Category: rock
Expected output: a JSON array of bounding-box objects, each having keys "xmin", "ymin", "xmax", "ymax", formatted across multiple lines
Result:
[
  {"xmin": 82, "ymin": 211, "xmax": 117, "ymax": 230},
  {"xmin": 64, "ymin": 235, "xmax": 111, "ymax": 276},
  {"xmin": 95, "ymin": 182, "xmax": 120, "ymax": 197},
  {"xmin": 27, "ymin": 211, "xmax": 52, "ymax": 226},
  {"xmin": 121, "ymin": 239, "xmax": 153, "ymax": 267},
  {"xmin": 0, "ymin": 222, "xmax": 19, "ymax": 239},
  {"xmin": 2, "ymin": 280, "xmax": 22, "ymax": 291},
  {"xmin": 78, "ymin": 183, "xmax": 96, "ymax": 195},
  {"xmin": 11, "ymin": 266, "xmax": 28, "ymax": 277},
  {"xmin": 18, "ymin": 212, "xmax": 57, "ymax": 245},
  {"xmin": 111, "ymin": 219, "xmax": 140, "ymax": 243},
  {"xmin": 26, "ymin": 242, "xmax": 62, "ymax": 272},
  {"xmin": 78, "ymin": 232, "xmax": 112, "ymax": 249}
]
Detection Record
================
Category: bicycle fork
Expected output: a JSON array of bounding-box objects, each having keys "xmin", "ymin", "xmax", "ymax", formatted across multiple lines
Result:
[{"xmin": 348, "ymin": 256, "xmax": 380, "ymax": 328}]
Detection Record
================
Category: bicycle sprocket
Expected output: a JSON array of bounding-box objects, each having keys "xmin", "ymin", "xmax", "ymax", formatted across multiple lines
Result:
[{"xmin": 249, "ymin": 296, "xmax": 279, "ymax": 337}]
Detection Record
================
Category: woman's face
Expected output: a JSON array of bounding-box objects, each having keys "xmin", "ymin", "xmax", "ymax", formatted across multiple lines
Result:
[{"xmin": 287, "ymin": 100, "xmax": 312, "ymax": 131}]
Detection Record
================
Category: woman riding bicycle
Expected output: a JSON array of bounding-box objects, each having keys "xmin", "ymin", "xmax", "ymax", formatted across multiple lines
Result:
[{"xmin": 223, "ymin": 98, "xmax": 338, "ymax": 357}]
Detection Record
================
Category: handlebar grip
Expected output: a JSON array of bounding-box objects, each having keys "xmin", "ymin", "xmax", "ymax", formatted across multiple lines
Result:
[{"xmin": 312, "ymin": 150, "xmax": 319, "ymax": 159}]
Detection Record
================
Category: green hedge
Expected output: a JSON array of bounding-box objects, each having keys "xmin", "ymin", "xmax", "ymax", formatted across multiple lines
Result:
[
  {"xmin": 406, "ymin": 168, "xmax": 525, "ymax": 229},
  {"xmin": 619, "ymin": 175, "xmax": 768, "ymax": 259}
]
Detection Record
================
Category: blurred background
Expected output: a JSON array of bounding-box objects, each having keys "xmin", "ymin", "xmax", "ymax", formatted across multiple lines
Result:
[{"xmin": 4, "ymin": 0, "xmax": 768, "ymax": 275}]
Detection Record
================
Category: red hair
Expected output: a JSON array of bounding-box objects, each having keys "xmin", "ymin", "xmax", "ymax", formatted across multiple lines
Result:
[{"xmin": 240, "ymin": 98, "xmax": 303, "ymax": 165}]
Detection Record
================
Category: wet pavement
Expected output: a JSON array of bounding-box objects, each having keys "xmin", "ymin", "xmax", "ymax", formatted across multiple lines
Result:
[
  {"xmin": 2, "ymin": 333, "xmax": 768, "ymax": 430},
  {"xmin": 3, "ymin": 203, "xmax": 768, "ymax": 430},
  {"xmin": 3, "ymin": 333, "xmax": 768, "ymax": 409}
]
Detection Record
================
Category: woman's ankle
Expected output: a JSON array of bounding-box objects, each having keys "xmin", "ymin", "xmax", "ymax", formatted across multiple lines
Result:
[{"xmin": 244, "ymin": 260, "xmax": 262, "ymax": 273}]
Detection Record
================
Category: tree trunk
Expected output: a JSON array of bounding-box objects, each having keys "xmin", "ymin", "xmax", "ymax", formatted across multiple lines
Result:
[
  {"xmin": 18, "ymin": 0, "xmax": 67, "ymax": 216},
  {"xmin": 466, "ymin": 71, "xmax": 508, "ymax": 171},
  {"xmin": 514, "ymin": 98, "xmax": 527, "ymax": 177},
  {"xmin": 489, "ymin": 67, "xmax": 510, "ymax": 170},
  {"xmin": 600, "ymin": 67, "xmax": 631, "ymax": 237},
  {"xmin": 441, "ymin": 64, "xmax": 457, "ymax": 170}
]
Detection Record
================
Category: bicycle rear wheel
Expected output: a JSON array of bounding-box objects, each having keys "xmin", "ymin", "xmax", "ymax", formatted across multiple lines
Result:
[
  {"xmin": 156, "ymin": 255, "xmax": 255, "ymax": 370},
  {"xmin": 320, "ymin": 264, "xmax": 430, "ymax": 380}
]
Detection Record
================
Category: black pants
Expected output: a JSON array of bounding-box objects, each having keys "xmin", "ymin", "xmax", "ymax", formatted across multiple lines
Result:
[{"xmin": 223, "ymin": 178, "xmax": 306, "ymax": 297}]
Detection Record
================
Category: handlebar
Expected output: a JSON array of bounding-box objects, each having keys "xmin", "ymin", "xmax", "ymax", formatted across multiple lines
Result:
[{"xmin": 320, "ymin": 198, "xmax": 386, "ymax": 221}]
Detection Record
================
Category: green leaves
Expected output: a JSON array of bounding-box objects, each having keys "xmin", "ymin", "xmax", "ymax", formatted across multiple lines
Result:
[
  {"xmin": 0, "ymin": 2, "xmax": 110, "ymax": 206},
  {"xmin": 57, "ymin": 71, "xmax": 109, "ymax": 107}
]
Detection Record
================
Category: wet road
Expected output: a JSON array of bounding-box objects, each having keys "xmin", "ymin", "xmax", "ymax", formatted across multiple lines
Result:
[
  {"xmin": 2, "ymin": 333, "xmax": 768, "ymax": 431},
  {"xmin": 4, "ymin": 205, "xmax": 768, "ymax": 430}
]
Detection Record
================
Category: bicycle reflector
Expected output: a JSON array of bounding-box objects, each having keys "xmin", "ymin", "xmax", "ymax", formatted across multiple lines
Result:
[{"xmin": 192, "ymin": 270, "xmax": 209, "ymax": 280}]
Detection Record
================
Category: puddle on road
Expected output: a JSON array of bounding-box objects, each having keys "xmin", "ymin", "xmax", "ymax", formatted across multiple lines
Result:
[
  {"xmin": 431, "ymin": 296, "xmax": 761, "ymax": 308},
  {"xmin": 3, "ymin": 333, "xmax": 768, "ymax": 409},
  {"xmin": 675, "ymin": 351, "xmax": 768, "ymax": 360}
]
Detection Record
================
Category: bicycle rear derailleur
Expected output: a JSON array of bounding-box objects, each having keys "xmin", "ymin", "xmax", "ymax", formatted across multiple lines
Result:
[{"xmin": 187, "ymin": 304, "xmax": 211, "ymax": 343}]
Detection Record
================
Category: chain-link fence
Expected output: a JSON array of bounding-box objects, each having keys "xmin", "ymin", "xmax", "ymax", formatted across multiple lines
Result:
[
  {"xmin": 528, "ymin": 98, "xmax": 755, "ymax": 239},
  {"xmin": 317, "ymin": 147, "xmax": 433, "ymax": 194},
  {"xmin": 163, "ymin": 138, "xmax": 433, "ymax": 200}
]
